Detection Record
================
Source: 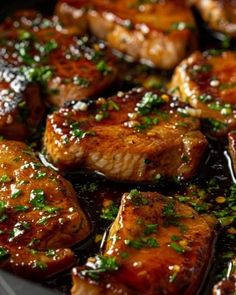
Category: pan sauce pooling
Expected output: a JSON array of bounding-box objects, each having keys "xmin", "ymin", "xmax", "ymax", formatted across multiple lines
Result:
[{"xmin": 0, "ymin": 0, "xmax": 235, "ymax": 294}]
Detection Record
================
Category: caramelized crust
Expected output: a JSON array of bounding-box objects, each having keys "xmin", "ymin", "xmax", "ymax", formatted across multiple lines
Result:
[
  {"xmin": 72, "ymin": 191, "xmax": 216, "ymax": 295},
  {"xmin": 56, "ymin": 0, "xmax": 197, "ymax": 69},
  {"xmin": 0, "ymin": 11, "xmax": 117, "ymax": 107},
  {"xmin": 170, "ymin": 51, "xmax": 236, "ymax": 137},
  {"xmin": 228, "ymin": 131, "xmax": 236, "ymax": 174},
  {"xmin": 44, "ymin": 88, "xmax": 207, "ymax": 182},
  {"xmin": 0, "ymin": 140, "xmax": 90, "ymax": 279},
  {"xmin": 191, "ymin": 0, "xmax": 236, "ymax": 37}
]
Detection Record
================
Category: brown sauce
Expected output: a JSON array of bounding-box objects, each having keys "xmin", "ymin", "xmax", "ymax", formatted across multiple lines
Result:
[{"xmin": 0, "ymin": 2, "xmax": 235, "ymax": 294}]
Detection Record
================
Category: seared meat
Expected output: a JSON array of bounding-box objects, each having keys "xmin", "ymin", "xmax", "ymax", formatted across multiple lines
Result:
[
  {"xmin": 170, "ymin": 50, "xmax": 236, "ymax": 137},
  {"xmin": 191, "ymin": 0, "xmax": 236, "ymax": 37},
  {"xmin": 213, "ymin": 258, "xmax": 236, "ymax": 295},
  {"xmin": 44, "ymin": 88, "xmax": 207, "ymax": 182},
  {"xmin": 0, "ymin": 61, "xmax": 44, "ymax": 139},
  {"xmin": 0, "ymin": 11, "xmax": 117, "ymax": 107},
  {"xmin": 228, "ymin": 131, "xmax": 236, "ymax": 174},
  {"xmin": 56, "ymin": 0, "xmax": 197, "ymax": 70},
  {"xmin": 0, "ymin": 140, "xmax": 90, "ymax": 279},
  {"xmin": 72, "ymin": 190, "xmax": 216, "ymax": 295}
]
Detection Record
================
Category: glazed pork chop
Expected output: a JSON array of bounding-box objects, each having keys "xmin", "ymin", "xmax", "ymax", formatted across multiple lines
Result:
[
  {"xmin": 191, "ymin": 0, "xmax": 236, "ymax": 37},
  {"xmin": 228, "ymin": 131, "xmax": 236, "ymax": 174},
  {"xmin": 56, "ymin": 0, "xmax": 197, "ymax": 69},
  {"xmin": 0, "ymin": 11, "xmax": 117, "ymax": 107},
  {"xmin": 170, "ymin": 50, "xmax": 236, "ymax": 137},
  {"xmin": 0, "ymin": 140, "xmax": 90, "ymax": 279},
  {"xmin": 71, "ymin": 190, "xmax": 216, "ymax": 295},
  {"xmin": 44, "ymin": 88, "xmax": 207, "ymax": 182}
]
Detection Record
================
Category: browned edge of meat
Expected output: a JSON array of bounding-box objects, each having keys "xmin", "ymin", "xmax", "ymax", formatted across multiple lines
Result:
[
  {"xmin": 228, "ymin": 131, "xmax": 236, "ymax": 174},
  {"xmin": 56, "ymin": 0, "xmax": 198, "ymax": 70}
]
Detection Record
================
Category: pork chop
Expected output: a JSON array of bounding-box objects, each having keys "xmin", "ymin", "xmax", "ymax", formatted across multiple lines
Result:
[
  {"xmin": 0, "ymin": 140, "xmax": 90, "ymax": 279},
  {"xmin": 190, "ymin": 0, "xmax": 236, "ymax": 37},
  {"xmin": 56, "ymin": 0, "xmax": 197, "ymax": 69},
  {"xmin": 44, "ymin": 88, "xmax": 207, "ymax": 182},
  {"xmin": 0, "ymin": 10, "xmax": 117, "ymax": 107},
  {"xmin": 170, "ymin": 50, "xmax": 236, "ymax": 137},
  {"xmin": 71, "ymin": 190, "xmax": 216, "ymax": 295}
]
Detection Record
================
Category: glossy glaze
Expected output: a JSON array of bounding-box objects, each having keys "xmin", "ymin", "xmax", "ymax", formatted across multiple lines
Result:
[
  {"xmin": 44, "ymin": 87, "xmax": 207, "ymax": 182},
  {"xmin": 0, "ymin": 10, "xmax": 117, "ymax": 107},
  {"xmin": 0, "ymin": 140, "xmax": 90, "ymax": 279},
  {"xmin": 72, "ymin": 191, "xmax": 216, "ymax": 295},
  {"xmin": 170, "ymin": 50, "xmax": 236, "ymax": 137},
  {"xmin": 56, "ymin": 0, "xmax": 197, "ymax": 69}
]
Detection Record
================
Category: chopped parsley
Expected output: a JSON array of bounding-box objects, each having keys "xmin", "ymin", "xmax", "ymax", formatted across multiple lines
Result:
[
  {"xmin": 35, "ymin": 171, "xmax": 46, "ymax": 179},
  {"xmin": 144, "ymin": 224, "xmax": 158, "ymax": 235},
  {"xmin": 170, "ymin": 22, "xmax": 196, "ymax": 32},
  {"xmin": 204, "ymin": 118, "xmax": 227, "ymax": 132},
  {"xmin": 30, "ymin": 189, "xmax": 46, "ymax": 209},
  {"xmin": 22, "ymin": 66, "xmax": 53, "ymax": 85},
  {"xmin": 100, "ymin": 202, "xmax": 119, "ymax": 221},
  {"xmin": 0, "ymin": 201, "xmax": 7, "ymax": 223},
  {"xmin": 18, "ymin": 30, "xmax": 34, "ymax": 41},
  {"xmin": 136, "ymin": 92, "xmax": 165, "ymax": 115},
  {"xmin": 96, "ymin": 60, "xmax": 112, "ymax": 75},
  {"xmin": 81, "ymin": 255, "xmax": 118, "ymax": 280},
  {"xmin": 124, "ymin": 237, "xmax": 159, "ymax": 249},
  {"xmin": 128, "ymin": 189, "xmax": 149, "ymax": 206},
  {"xmin": 198, "ymin": 94, "xmax": 213, "ymax": 103},
  {"xmin": 33, "ymin": 260, "xmax": 47, "ymax": 270},
  {"xmin": 0, "ymin": 247, "xmax": 9, "ymax": 260},
  {"xmin": 0, "ymin": 175, "xmax": 11, "ymax": 183},
  {"xmin": 46, "ymin": 249, "xmax": 56, "ymax": 257},
  {"xmin": 14, "ymin": 205, "xmax": 29, "ymax": 212},
  {"xmin": 208, "ymin": 102, "xmax": 233, "ymax": 115},
  {"xmin": 73, "ymin": 76, "xmax": 90, "ymax": 87},
  {"xmin": 70, "ymin": 122, "xmax": 96, "ymax": 139},
  {"xmin": 170, "ymin": 242, "xmax": 185, "ymax": 254},
  {"xmin": 162, "ymin": 200, "xmax": 176, "ymax": 218},
  {"xmin": 30, "ymin": 189, "xmax": 59, "ymax": 213}
]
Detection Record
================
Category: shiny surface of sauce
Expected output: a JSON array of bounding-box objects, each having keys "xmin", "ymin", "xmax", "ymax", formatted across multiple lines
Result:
[{"xmin": 0, "ymin": 1, "xmax": 235, "ymax": 295}]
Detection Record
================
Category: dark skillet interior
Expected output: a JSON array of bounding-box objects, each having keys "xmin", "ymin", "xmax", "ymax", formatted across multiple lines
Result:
[
  {"xmin": 0, "ymin": 0, "xmax": 57, "ymax": 21},
  {"xmin": 0, "ymin": 1, "xmax": 236, "ymax": 295}
]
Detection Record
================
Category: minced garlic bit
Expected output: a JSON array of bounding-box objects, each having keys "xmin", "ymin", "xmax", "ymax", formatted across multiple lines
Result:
[
  {"xmin": 117, "ymin": 91, "xmax": 125, "ymax": 98},
  {"xmin": 169, "ymin": 264, "xmax": 180, "ymax": 272},
  {"xmin": 128, "ymin": 112, "xmax": 138, "ymax": 120},
  {"xmin": 215, "ymin": 196, "xmax": 226, "ymax": 204},
  {"xmin": 161, "ymin": 94, "xmax": 169, "ymax": 102},
  {"xmin": 96, "ymin": 97, "xmax": 106, "ymax": 105},
  {"xmin": 124, "ymin": 121, "xmax": 139, "ymax": 128},
  {"xmin": 73, "ymin": 101, "xmax": 88, "ymax": 112},
  {"xmin": 210, "ymin": 79, "xmax": 220, "ymax": 87}
]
